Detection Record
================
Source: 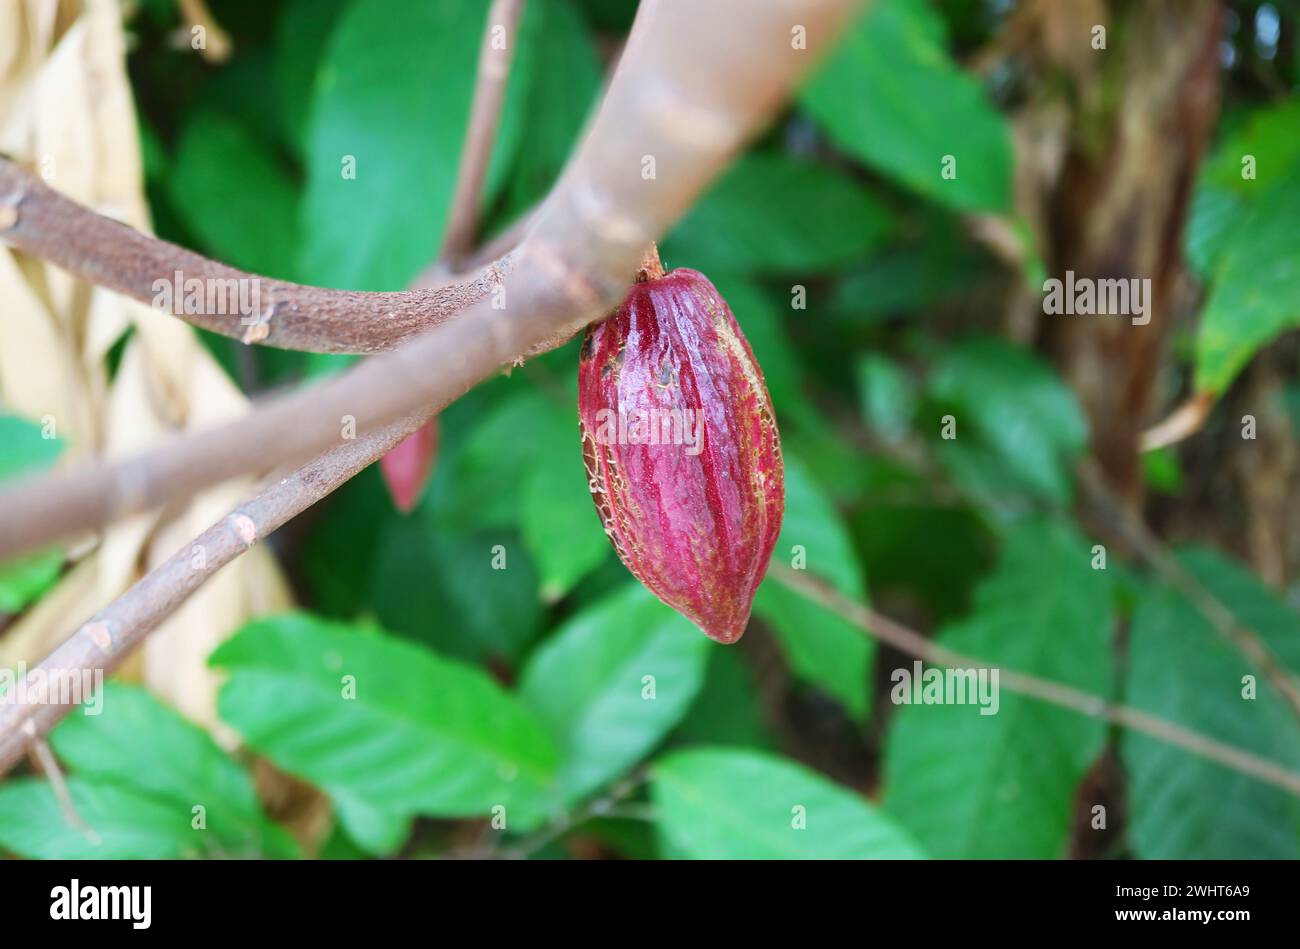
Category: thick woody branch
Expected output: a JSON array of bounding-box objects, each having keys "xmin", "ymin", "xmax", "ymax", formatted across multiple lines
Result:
[
  {"xmin": 0, "ymin": 0, "xmax": 861, "ymax": 556},
  {"xmin": 0, "ymin": 160, "xmax": 517, "ymax": 354}
]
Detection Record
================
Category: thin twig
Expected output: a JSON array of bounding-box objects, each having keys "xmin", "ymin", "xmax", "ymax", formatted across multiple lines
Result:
[
  {"xmin": 1079, "ymin": 458, "xmax": 1300, "ymax": 720},
  {"xmin": 439, "ymin": 0, "xmax": 528, "ymax": 266},
  {"xmin": 770, "ymin": 565, "xmax": 1300, "ymax": 797},
  {"xmin": 30, "ymin": 738, "xmax": 92, "ymax": 836},
  {"xmin": 0, "ymin": 0, "xmax": 860, "ymax": 564}
]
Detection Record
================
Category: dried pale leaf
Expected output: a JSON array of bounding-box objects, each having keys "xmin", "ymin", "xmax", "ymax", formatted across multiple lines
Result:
[{"xmin": 0, "ymin": 249, "xmax": 95, "ymax": 453}]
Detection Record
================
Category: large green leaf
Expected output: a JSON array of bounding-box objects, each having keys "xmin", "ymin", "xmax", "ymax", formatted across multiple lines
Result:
[
  {"xmin": 652, "ymin": 747, "xmax": 924, "ymax": 859},
  {"xmin": 519, "ymin": 585, "xmax": 710, "ymax": 803},
  {"xmin": 1122, "ymin": 548, "xmax": 1300, "ymax": 859},
  {"xmin": 520, "ymin": 390, "xmax": 611, "ymax": 601},
  {"xmin": 663, "ymin": 152, "xmax": 893, "ymax": 273},
  {"xmin": 0, "ymin": 779, "xmax": 203, "ymax": 860},
  {"xmin": 1194, "ymin": 177, "xmax": 1300, "ymax": 394},
  {"xmin": 0, "ymin": 684, "xmax": 295, "ymax": 859},
  {"xmin": 299, "ymin": 0, "xmax": 528, "ymax": 288},
  {"xmin": 1189, "ymin": 100, "xmax": 1300, "ymax": 393},
  {"xmin": 672, "ymin": 647, "xmax": 774, "ymax": 750},
  {"xmin": 275, "ymin": 0, "xmax": 350, "ymax": 161},
  {"xmin": 883, "ymin": 518, "xmax": 1113, "ymax": 858},
  {"xmin": 927, "ymin": 337, "xmax": 1088, "ymax": 505},
  {"xmin": 369, "ymin": 520, "xmax": 544, "ymax": 664},
  {"xmin": 170, "ymin": 108, "xmax": 301, "ymax": 280},
  {"xmin": 58, "ymin": 684, "xmax": 295, "ymax": 857},
  {"xmin": 211, "ymin": 613, "xmax": 558, "ymax": 843},
  {"xmin": 756, "ymin": 453, "xmax": 872, "ymax": 720},
  {"xmin": 800, "ymin": 0, "xmax": 1013, "ymax": 213}
]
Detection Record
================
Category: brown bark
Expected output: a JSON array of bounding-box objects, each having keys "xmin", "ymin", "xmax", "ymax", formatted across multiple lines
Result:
[{"xmin": 1033, "ymin": 0, "xmax": 1223, "ymax": 507}]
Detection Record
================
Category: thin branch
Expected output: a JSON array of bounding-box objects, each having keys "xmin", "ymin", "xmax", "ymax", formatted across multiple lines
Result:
[
  {"xmin": 439, "ymin": 0, "xmax": 529, "ymax": 266},
  {"xmin": 0, "ymin": 159, "xmax": 519, "ymax": 354},
  {"xmin": 30, "ymin": 738, "xmax": 92, "ymax": 836},
  {"xmin": 0, "ymin": 0, "xmax": 860, "ymax": 564},
  {"xmin": 0, "ymin": 412, "xmax": 428, "ymax": 776},
  {"xmin": 1079, "ymin": 458, "xmax": 1300, "ymax": 720},
  {"xmin": 770, "ymin": 565, "xmax": 1300, "ymax": 798}
]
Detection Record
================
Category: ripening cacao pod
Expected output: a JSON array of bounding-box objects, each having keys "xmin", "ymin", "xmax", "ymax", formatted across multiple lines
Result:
[
  {"xmin": 578, "ymin": 250, "xmax": 784, "ymax": 643},
  {"xmin": 380, "ymin": 418, "xmax": 440, "ymax": 514}
]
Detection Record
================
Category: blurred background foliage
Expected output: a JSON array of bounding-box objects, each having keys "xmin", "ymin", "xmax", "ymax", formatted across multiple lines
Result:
[{"xmin": 3, "ymin": 0, "xmax": 1300, "ymax": 859}]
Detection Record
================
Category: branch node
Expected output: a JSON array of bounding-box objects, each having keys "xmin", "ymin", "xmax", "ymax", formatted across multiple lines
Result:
[
  {"xmin": 84, "ymin": 621, "xmax": 113, "ymax": 653},
  {"xmin": 230, "ymin": 513, "xmax": 257, "ymax": 546},
  {"xmin": 0, "ymin": 198, "xmax": 20, "ymax": 231}
]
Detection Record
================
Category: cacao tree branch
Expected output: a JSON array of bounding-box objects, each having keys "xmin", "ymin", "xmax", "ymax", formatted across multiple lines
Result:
[
  {"xmin": 0, "ymin": 413, "xmax": 427, "ymax": 776},
  {"xmin": 0, "ymin": 0, "xmax": 860, "ymax": 564},
  {"xmin": 439, "ymin": 0, "xmax": 529, "ymax": 266},
  {"xmin": 0, "ymin": 158, "xmax": 517, "ymax": 354},
  {"xmin": 1078, "ymin": 459, "xmax": 1300, "ymax": 721},
  {"xmin": 770, "ymin": 566, "xmax": 1300, "ymax": 798}
]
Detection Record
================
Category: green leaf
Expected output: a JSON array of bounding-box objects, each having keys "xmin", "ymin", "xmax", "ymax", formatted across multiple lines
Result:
[
  {"xmin": 332, "ymin": 791, "xmax": 413, "ymax": 856},
  {"xmin": 756, "ymin": 454, "xmax": 872, "ymax": 720},
  {"xmin": 1194, "ymin": 176, "xmax": 1300, "ymax": 394},
  {"xmin": 0, "ymin": 413, "xmax": 64, "ymax": 607},
  {"xmin": 927, "ymin": 337, "xmax": 1088, "ymax": 505},
  {"xmin": 211, "ymin": 612, "xmax": 558, "ymax": 838},
  {"xmin": 275, "ymin": 0, "xmax": 351, "ymax": 161},
  {"xmin": 498, "ymin": 0, "xmax": 602, "ymax": 219},
  {"xmin": 1122, "ymin": 548, "xmax": 1300, "ymax": 859},
  {"xmin": 800, "ymin": 0, "xmax": 1013, "ymax": 212},
  {"xmin": 520, "ymin": 394, "xmax": 611, "ymax": 600},
  {"xmin": 0, "ymin": 548, "xmax": 62, "ymax": 614},
  {"xmin": 652, "ymin": 747, "xmax": 925, "ymax": 859},
  {"xmin": 882, "ymin": 518, "xmax": 1113, "ymax": 858},
  {"xmin": 0, "ymin": 412, "xmax": 62, "ymax": 479},
  {"xmin": 673, "ymin": 647, "xmax": 774, "ymax": 750},
  {"xmin": 370, "ymin": 520, "xmax": 544, "ymax": 664},
  {"xmin": 857, "ymin": 353, "xmax": 916, "ymax": 443},
  {"xmin": 1189, "ymin": 100, "xmax": 1300, "ymax": 393},
  {"xmin": 299, "ymin": 0, "xmax": 527, "ymax": 288},
  {"xmin": 663, "ymin": 152, "xmax": 893, "ymax": 273},
  {"xmin": 0, "ymin": 779, "xmax": 203, "ymax": 859},
  {"xmin": 48, "ymin": 683, "xmax": 297, "ymax": 858},
  {"xmin": 519, "ymin": 585, "xmax": 710, "ymax": 803},
  {"xmin": 170, "ymin": 108, "xmax": 301, "ymax": 280}
]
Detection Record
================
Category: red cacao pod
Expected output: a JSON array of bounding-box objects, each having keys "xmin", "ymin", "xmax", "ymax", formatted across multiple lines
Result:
[
  {"xmin": 380, "ymin": 418, "xmax": 440, "ymax": 514},
  {"xmin": 577, "ymin": 255, "xmax": 784, "ymax": 643}
]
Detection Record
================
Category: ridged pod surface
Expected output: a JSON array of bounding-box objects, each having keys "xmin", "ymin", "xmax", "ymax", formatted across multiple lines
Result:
[{"xmin": 577, "ymin": 260, "xmax": 784, "ymax": 643}]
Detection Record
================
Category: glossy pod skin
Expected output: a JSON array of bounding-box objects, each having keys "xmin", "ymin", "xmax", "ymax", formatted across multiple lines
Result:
[{"xmin": 577, "ymin": 262, "xmax": 784, "ymax": 643}]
